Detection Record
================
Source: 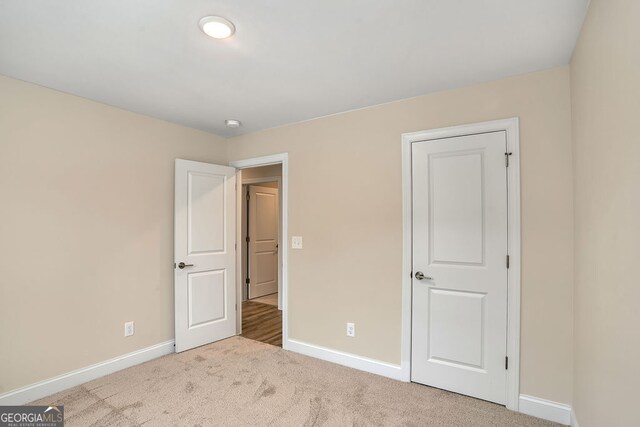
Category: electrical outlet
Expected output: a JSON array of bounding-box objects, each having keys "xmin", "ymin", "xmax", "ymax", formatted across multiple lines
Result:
[
  {"xmin": 124, "ymin": 321, "xmax": 134, "ymax": 337},
  {"xmin": 292, "ymin": 236, "xmax": 303, "ymax": 249},
  {"xmin": 346, "ymin": 322, "xmax": 355, "ymax": 337}
]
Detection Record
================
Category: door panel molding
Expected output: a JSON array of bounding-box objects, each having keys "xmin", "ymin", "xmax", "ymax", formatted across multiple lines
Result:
[{"xmin": 401, "ymin": 118, "xmax": 521, "ymax": 411}]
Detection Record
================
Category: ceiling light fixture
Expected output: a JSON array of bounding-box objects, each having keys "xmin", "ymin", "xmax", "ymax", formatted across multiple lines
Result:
[
  {"xmin": 199, "ymin": 16, "xmax": 235, "ymax": 39},
  {"xmin": 225, "ymin": 119, "xmax": 241, "ymax": 128}
]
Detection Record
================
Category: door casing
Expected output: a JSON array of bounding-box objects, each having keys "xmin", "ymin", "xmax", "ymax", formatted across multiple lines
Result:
[{"xmin": 401, "ymin": 118, "xmax": 521, "ymax": 411}]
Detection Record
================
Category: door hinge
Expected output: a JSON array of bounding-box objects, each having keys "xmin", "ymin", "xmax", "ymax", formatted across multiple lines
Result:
[
  {"xmin": 410, "ymin": 271, "xmax": 413, "ymax": 279},
  {"xmin": 505, "ymin": 152, "xmax": 513, "ymax": 167},
  {"xmin": 245, "ymin": 278, "xmax": 250, "ymax": 285},
  {"xmin": 505, "ymin": 356, "xmax": 509, "ymax": 370},
  {"xmin": 246, "ymin": 191, "xmax": 250, "ymax": 201},
  {"xmin": 246, "ymin": 236, "xmax": 250, "ymax": 243},
  {"xmin": 506, "ymin": 255, "xmax": 510, "ymax": 269}
]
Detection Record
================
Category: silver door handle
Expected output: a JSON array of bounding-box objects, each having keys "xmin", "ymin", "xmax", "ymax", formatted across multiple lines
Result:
[
  {"xmin": 177, "ymin": 262, "xmax": 194, "ymax": 269},
  {"xmin": 414, "ymin": 271, "xmax": 433, "ymax": 281}
]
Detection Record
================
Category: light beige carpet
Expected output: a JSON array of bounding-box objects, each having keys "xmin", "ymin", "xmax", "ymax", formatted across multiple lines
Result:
[{"xmin": 34, "ymin": 337, "xmax": 558, "ymax": 426}]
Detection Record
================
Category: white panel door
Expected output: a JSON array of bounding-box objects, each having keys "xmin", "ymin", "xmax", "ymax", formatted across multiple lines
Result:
[
  {"xmin": 411, "ymin": 131, "xmax": 508, "ymax": 404},
  {"xmin": 248, "ymin": 185, "xmax": 279, "ymax": 299},
  {"xmin": 175, "ymin": 159, "xmax": 236, "ymax": 353}
]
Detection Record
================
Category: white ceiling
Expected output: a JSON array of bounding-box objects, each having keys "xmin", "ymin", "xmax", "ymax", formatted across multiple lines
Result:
[{"xmin": 0, "ymin": 1, "xmax": 589, "ymax": 137}]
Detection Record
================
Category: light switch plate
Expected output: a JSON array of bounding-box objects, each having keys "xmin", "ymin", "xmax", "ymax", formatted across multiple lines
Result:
[{"xmin": 292, "ymin": 236, "xmax": 303, "ymax": 249}]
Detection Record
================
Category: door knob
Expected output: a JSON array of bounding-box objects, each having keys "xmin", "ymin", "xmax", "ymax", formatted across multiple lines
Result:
[
  {"xmin": 414, "ymin": 271, "xmax": 433, "ymax": 281},
  {"xmin": 177, "ymin": 262, "xmax": 194, "ymax": 269}
]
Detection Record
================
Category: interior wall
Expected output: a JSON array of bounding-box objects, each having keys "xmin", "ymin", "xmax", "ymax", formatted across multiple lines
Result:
[
  {"xmin": 570, "ymin": 0, "xmax": 640, "ymax": 425},
  {"xmin": 0, "ymin": 75, "xmax": 228, "ymax": 393},
  {"xmin": 254, "ymin": 182, "xmax": 278, "ymax": 189},
  {"xmin": 241, "ymin": 164, "xmax": 283, "ymax": 180},
  {"xmin": 0, "ymin": 66, "xmax": 577, "ymax": 407},
  {"xmin": 228, "ymin": 66, "xmax": 574, "ymax": 404}
]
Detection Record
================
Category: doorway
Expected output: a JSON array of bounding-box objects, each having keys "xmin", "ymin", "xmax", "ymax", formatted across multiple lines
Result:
[
  {"xmin": 401, "ymin": 119, "xmax": 521, "ymax": 410},
  {"xmin": 230, "ymin": 155, "xmax": 289, "ymax": 349},
  {"xmin": 240, "ymin": 165, "xmax": 282, "ymax": 346}
]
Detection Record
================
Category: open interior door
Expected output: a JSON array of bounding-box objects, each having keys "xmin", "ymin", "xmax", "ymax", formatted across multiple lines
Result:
[
  {"xmin": 174, "ymin": 159, "xmax": 236, "ymax": 352},
  {"xmin": 248, "ymin": 185, "xmax": 279, "ymax": 299}
]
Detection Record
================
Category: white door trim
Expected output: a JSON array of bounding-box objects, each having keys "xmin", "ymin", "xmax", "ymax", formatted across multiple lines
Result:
[
  {"xmin": 401, "ymin": 118, "xmax": 521, "ymax": 411},
  {"xmin": 230, "ymin": 153, "xmax": 289, "ymax": 348}
]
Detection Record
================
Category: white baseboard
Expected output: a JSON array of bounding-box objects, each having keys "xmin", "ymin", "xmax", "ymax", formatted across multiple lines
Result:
[
  {"xmin": 1, "ymin": 338, "xmax": 576, "ymax": 427},
  {"xmin": 0, "ymin": 340, "xmax": 175, "ymax": 405},
  {"xmin": 519, "ymin": 394, "xmax": 572, "ymax": 425},
  {"xmin": 284, "ymin": 340, "xmax": 575, "ymax": 425},
  {"xmin": 285, "ymin": 339, "xmax": 406, "ymax": 381}
]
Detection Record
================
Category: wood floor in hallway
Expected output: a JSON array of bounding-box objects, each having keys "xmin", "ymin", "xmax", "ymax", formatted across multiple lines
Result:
[{"xmin": 241, "ymin": 300, "xmax": 282, "ymax": 347}]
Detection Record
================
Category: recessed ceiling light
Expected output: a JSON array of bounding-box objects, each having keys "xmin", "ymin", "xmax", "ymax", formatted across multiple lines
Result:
[
  {"xmin": 225, "ymin": 119, "xmax": 241, "ymax": 128},
  {"xmin": 199, "ymin": 16, "xmax": 235, "ymax": 39}
]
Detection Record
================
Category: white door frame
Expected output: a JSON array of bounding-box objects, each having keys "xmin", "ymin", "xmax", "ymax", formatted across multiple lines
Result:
[
  {"xmin": 401, "ymin": 118, "xmax": 521, "ymax": 411},
  {"xmin": 230, "ymin": 153, "xmax": 289, "ymax": 349},
  {"xmin": 241, "ymin": 176, "xmax": 282, "ymax": 307}
]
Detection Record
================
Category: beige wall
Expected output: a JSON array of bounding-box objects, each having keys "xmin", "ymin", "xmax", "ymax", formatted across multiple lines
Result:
[
  {"xmin": 228, "ymin": 67, "xmax": 574, "ymax": 404},
  {"xmin": 4, "ymin": 6, "xmax": 637, "ymax": 416},
  {"xmin": 0, "ymin": 75, "xmax": 227, "ymax": 393},
  {"xmin": 0, "ymin": 67, "xmax": 577, "ymax": 406},
  {"xmin": 241, "ymin": 164, "xmax": 282, "ymax": 181},
  {"xmin": 570, "ymin": 0, "xmax": 640, "ymax": 425}
]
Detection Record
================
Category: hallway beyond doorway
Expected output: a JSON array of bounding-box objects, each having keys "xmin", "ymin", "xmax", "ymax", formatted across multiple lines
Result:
[
  {"xmin": 241, "ymin": 300, "xmax": 282, "ymax": 347},
  {"xmin": 251, "ymin": 292, "xmax": 278, "ymax": 307}
]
